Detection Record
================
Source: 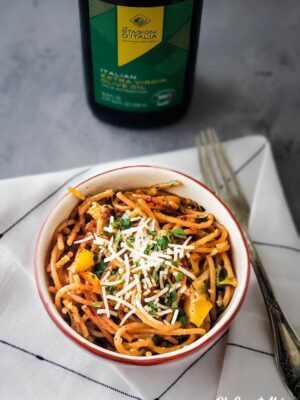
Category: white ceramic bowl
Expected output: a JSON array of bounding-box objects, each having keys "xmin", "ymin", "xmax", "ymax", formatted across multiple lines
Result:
[{"xmin": 35, "ymin": 165, "xmax": 250, "ymax": 366}]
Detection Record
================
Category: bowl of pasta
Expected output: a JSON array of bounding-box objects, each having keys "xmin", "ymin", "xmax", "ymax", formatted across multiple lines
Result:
[{"xmin": 35, "ymin": 165, "xmax": 250, "ymax": 365}]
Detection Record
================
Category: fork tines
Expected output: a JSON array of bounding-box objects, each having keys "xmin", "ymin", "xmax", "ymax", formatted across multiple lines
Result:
[{"xmin": 196, "ymin": 128, "xmax": 250, "ymax": 218}]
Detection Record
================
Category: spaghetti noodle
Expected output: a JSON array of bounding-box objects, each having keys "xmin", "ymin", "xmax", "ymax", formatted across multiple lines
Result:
[{"xmin": 47, "ymin": 180, "xmax": 237, "ymax": 356}]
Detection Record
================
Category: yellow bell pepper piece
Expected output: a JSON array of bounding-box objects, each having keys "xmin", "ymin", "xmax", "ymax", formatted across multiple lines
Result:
[
  {"xmin": 74, "ymin": 249, "xmax": 95, "ymax": 272},
  {"xmin": 67, "ymin": 186, "xmax": 86, "ymax": 201},
  {"xmin": 192, "ymin": 279, "xmax": 206, "ymax": 295},
  {"xmin": 87, "ymin": 202, "xmax": 102, "ymax": 221},
  {"xmin": 184, "ymin": 297, "xmax": 213, "ymax": 327}
]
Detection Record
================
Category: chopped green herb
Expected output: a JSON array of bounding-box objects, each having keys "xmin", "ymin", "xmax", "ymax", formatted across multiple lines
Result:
[
  {"xmin": 179, "ymin": 315, "xmax": 188, "ymax": 326},
  {"xmin": 93, "ymin": 261, "xmax": 108, "ymax": 276},
  {"xmin": 166, "ymin": 291, "xmax": 177, "ymax": 307},
  {"xmin": 178, "ymin": 308, "xmax": 188, "ymax": 326},
  {"xmin": 119, "ymin": 215, "xmax": 132, "ymax": 230},
  {"xmin": 111, "ymin": 220, "xmax": 119, "ymax": 228},
  {"xmin": 114, "ymin": 230, "xmax": 121, "ymax": 242},
  {"xmin": 154, "ymin": 236, "xmax": 169, "ymax": 251},
  {"xmin": 152, "ymin": 270, "xmax": 159, "ymax": 282},
  {"xmin": 171, "ymin": 301, "xmax": 178, "ymax": 309},
  {"xmin": 144, "ymin": 244, "xmax": 154, "ymax": 255},
  {"xmin": 149, "ymin": 230, "xmax": 157, "ymax": 236},
  {"xmin": 125, "ymin": 237, "xmax": 134, "ymax": 248},
  {"xmin": 171, "ymin": 228, "xmax": 187, "ymax": 239},
  {"xmin": 147, "ymin": 301, "xmax": 158, "ymax": 316},
  {"xmin": 108, "ymin": 286, "xmax": 115, "ymax": 295},
  {"xmin": 103, "ymin": 230, "xmax": 110, "ymax": 236},
  {"xmin": 111, "ymin": 214, "xmax": 132, "ymax": 230},
  {"xmin": 171, "ymin": 261, "xmax": 178, "ymax": 267},
  {"xmin": 176, "ymin": 272, "xmax": 184, "ymax": 282},
  {"xmin": 147, "ymin": 301, "xmax": 158, "ymax": 310},
  {"xmin": 92, "ymin": 301, "xmax": 101, "ymax": 308}
]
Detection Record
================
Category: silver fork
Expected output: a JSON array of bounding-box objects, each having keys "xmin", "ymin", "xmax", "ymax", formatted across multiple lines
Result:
[{"xmin": 196, "ymin": 128, "xmax": 300, "ymax": 399}]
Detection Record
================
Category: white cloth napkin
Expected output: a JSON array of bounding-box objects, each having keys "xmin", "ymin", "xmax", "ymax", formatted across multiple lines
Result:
[{"xmin": 0, "ymin": 135, "xmax": 299, "ymax": 400}]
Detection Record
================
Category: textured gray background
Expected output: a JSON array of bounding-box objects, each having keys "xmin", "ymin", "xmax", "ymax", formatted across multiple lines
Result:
[{"xmin": 0, "ymin": 0, "xmax": 299, "ymax": 231}]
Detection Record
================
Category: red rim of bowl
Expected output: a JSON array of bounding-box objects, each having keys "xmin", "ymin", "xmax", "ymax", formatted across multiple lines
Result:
[{"xmin": 34, "ymin": 165, "xmax": 251, "ymax": 366}]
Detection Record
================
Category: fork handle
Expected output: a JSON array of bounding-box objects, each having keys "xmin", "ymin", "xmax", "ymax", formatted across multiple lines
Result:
[{"xmin": 246, "ymin": 235, "xmax": 300, "ymax": 399}]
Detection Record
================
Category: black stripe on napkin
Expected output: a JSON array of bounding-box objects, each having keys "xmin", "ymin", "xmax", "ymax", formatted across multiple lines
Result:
[
  {"xmin": 235, "ymin": 143, "xmax": 266, "ymax": 175},
  {"xmin": 156, "ymin": 330, "xmax": 229, "ymax": 400},
  {"xmin": 216, "ymin": 142, "xmax": 266, "ymax": 192},
  {"xmin": 254, "ymin": 241, "xmax": 300, "ymax": 254},
  {"xmin": 0, "ymin": 167, "xmax": 90, "ymax": 239},
  {"xmin": 0, "ymin": 143, "xmax": 266, "ymax": 239},
  {"xmin": 0, "ymin": 339, "xmax": 141, "ymax": 400},
  {"xmin": 227, "ymin": 342, "xmax": 275, "ymax": 357},
  {"xmin": 0, "ymin": 335, "xmax": 277, "ymax": 399}
]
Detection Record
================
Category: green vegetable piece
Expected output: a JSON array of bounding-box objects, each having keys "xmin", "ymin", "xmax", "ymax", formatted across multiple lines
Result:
[
  {"xmin": 111, "ymin": 220, "xmax": 119, "ymax": 228},
  {"xmin": 179, "ymin": 315, "xmax": 188, "ymax": 326},
  {"xmin": 154, "ymin": 236, "xmax": 169, "ymax": 251},
  {"xmin": 216, "ymin": 264, "xmax": 236, "ymax": 288},
  {"xmin": 93, "ymin": 261, "xmax": 108, "ymax": 276},
  {"xmin": 114, "ymin": 230, "xmax": 121, "ymax": 242},
  {"xmin": 108, "ymin": 286, "xmax": 115, "ymax": 295},
  {"xmin": 144, "ymin": 244, "xmax": 154, "ymax": 255},
  {"xmin": 111, "ymin": 214, "xmax": 132, "ymax": 230},
  {"xmin": 152, "ymin": 271, "xmax": 159, "ymax": 282},
  {"xmin": 171, "ymin": 301, "xmax": 178, "ymax": 309},
  {"xmin": 119, "ymin": 215, "xmax": 132, "ymax": 230},
  {"xmin": 176, "ymin": 272, "xmax": 184, "ymax": 282},
  {"xmin": 92, "ymin": 301, "xmax": 101, "ymax": 308},
  {"xmin": 166, "ymin": 291, "xmax": 177, "ymax": 307},
  {"xmin": 171, "ymin": 228, "xmax": 187, "ymax": 239},
  {"xmin": 178, "ymin": 308, "xmax": 188, "ymax": 327},
  {"xmin": 125, "ymin": 237, "xmax": 134, "ymax": 248},
  {"xmin": 147, "ymin": 301, "xmax": 158, "ymax": 316},
  {"xmin": 195, "ymin": 216, "xmax": 208, "ymax": 223}
]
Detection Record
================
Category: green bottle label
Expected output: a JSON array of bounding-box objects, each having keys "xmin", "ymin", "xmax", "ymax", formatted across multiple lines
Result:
[{"xmin": 88, "ymin": 0, "xmax": 194, "ymax": 112}]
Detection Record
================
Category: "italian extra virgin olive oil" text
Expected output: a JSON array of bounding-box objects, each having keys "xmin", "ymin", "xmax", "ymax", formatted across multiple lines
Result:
[{"xmin": 79, "ymin": 0, "xmax": 203, "ymax": 128}]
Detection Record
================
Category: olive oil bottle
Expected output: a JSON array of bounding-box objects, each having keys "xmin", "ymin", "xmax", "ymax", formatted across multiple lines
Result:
[{"xmin": 79, "ymin": 0, "xmax": 203, "ymax": 128}]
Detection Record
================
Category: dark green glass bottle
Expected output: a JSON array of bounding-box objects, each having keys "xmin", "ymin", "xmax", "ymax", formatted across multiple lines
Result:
[{"xmin": 79, "ymin": 0, "xmax": 203, "ymax": 128}]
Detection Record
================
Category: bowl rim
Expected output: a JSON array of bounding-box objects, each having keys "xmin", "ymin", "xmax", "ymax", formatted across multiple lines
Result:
[{"xmin": 34, "ymin": 164, "xmax": 251, "ymax": 366}]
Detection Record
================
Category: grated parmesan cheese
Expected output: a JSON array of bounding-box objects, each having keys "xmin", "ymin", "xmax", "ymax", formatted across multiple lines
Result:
[
  {"xmin": 120, "ymin": 309, "xmax": 136, "ymax": 326},
  {"xmin": 171, "ymin": 309, "xmax": 179, "ymax": 325},
  {"xmin": 101, "ymin": 286, "xmax": 110, "ymax": 318},
  {"xmin": 144, "ymin": 287, "xmax": 169, "ymax": 303},
  {"xmin": 73, "ymin": 235, "xmax": 94, "ymax": 244}
]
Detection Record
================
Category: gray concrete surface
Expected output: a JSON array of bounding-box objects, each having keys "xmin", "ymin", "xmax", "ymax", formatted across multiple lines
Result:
[{"xmin": 0, "ymin": 0, "xmax": 299, "ymax": 231}]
